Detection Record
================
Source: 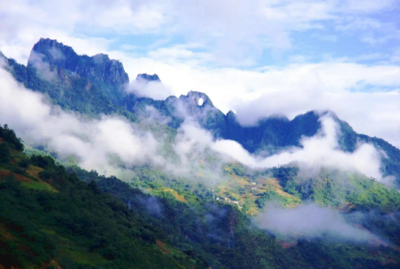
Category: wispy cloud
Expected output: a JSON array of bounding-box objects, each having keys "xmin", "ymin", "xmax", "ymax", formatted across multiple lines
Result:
[
  {"xmin": 113, "ymin": 53, "xmax": 400, "ymax": 148},
  {"xmin": 1, "ymin": 62, "xmax": 394, "ymax": 188},
  {"xmin": 254, "ymin": 203, "xmax": 381, "ymax": 243},
  {"xmin": 1, "ymin": 0, "xmax": 398, "ymax": 65},
  {"xmin": 211, "ymin": 116, "xmax": 393, "ymax": 186}
]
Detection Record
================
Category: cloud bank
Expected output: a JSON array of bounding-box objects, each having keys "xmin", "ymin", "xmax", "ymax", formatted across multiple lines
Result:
[
  {"xmin": 0, "ymin": 64, "xmax": 164, "ymax": 175},
  {"xmin": 253, "ymin": 203, "xmax": 379, "ymax": 243},
  {"xmin": 0, "ymin": 0, "xmax": 399, "ymax": 150},
  {"xmin": 0, "ymin": 64, "xmax": 392, "ymax": 187},
  {"xmin": 0, "ymin": 65, "xmax": 226, "ymax": 183},
  {"xmin": 116, "ymin": 56, "xmax": 400, "ymax": 149},
  {"xmin": 125, "ymin": 77, "xmax": 172, "ymax": 100},
  {"xmin": 211, "ymin": 115, "xmax": 391, "ymax": 185}
]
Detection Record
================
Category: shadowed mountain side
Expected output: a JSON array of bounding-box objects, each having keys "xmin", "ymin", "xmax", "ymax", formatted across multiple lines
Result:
[{"xmin": 28, "ymin": 38, "xmax": 129, "ymax": 104}]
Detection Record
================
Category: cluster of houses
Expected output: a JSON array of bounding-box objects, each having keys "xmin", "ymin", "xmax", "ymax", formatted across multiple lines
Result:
[
  {"xmin": 215, "ymin": 196, "xmax": 244, "ymax": 209},
  {"xmin": 213, "ymin": 181, "xmax": 263, "ymax": 210}
]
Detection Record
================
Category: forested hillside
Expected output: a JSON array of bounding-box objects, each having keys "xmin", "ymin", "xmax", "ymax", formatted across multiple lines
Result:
[{"xmin": 1, "ymin": 126, "xmax": 400, "ymax": 268}]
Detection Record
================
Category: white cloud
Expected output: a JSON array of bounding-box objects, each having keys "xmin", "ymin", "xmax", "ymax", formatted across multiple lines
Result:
[
  {"xmin": 2, "ymin": 0, "xmax": 398, "ymax": 65},
  {"xmin": 0, "ymin": 65, "xmax": 226, "ymax": 184},
  {"xmin": 147, "ymin": 45, "xmax": 211, "ymax": 65},
  {"xmin": 0, "ymin": 66, "xmax": 161, "ymax": 175},
  {"xmin": 26, "ymin": 51, "xmax": 58, "ymax": 82},
  {"xmin": 211, "ymin": 116, "xmax": 391, "ymax": 185},
  {"xmin": 0, "ymin": 0, "xmax": 399, "ymax": 166},
  {"xmin": 0, "ymin": 63, "xmax": 395, "ymax": 187},
  {"xmin": 125, "ymin": 78, "xmax": 173, "ymax": 100},
  {"xmin": 113, "ymin": 54, "xmax": 400, "ymax": 148},
  {"xmin": 254, "ymin": 203, "xmax": 380, "ymax": 243}
]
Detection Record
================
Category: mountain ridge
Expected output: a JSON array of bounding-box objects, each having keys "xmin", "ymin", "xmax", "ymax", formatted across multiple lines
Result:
[
  {"xmin": 28, "ymin": 38, "xmax": 129, "ymax": 86},
  {"xmin": 28, "ymin": 38, "xmax": 129, "ymax": 105},
  {"xmin": 1, "ymin": 38, "xmax": 400, "ymax": 186}
]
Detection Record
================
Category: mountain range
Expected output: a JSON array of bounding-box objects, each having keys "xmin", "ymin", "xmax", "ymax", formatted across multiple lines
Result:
[{"xmin": 1, "ymin": 38, "xmax": 400, "ymax": 268}]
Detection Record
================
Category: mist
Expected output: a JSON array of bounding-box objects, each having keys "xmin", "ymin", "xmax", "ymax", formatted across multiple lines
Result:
[
  {"xmin": 125, "ymin": 76, "xmax": 173, "ymax": 100},
  {"xmin": 0, "ymin": 62, "xmax": 392, "ymax": 188},
  {"xmin": 0, "ymin": 65, "xmax": 161, "ymax": 175},
  {"xmin": 210, "ymin": 116, "xmax": 391, "ymax": 186},
  {"xmin": 254, "ymin": 203, "xmax": 380, "ymax": 243},
  {"xmin": 0, "ymin": 64, "xmax": 227, "ymax": 184},
  {"xmin": 27, "ymin": 51, "xmax": 58, "ymax": 82}
]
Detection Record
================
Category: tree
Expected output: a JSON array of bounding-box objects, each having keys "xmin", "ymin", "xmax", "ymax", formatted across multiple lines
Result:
[{"xmin": 0, "ymin": 143, "xmax": 11, "ymax": 163}]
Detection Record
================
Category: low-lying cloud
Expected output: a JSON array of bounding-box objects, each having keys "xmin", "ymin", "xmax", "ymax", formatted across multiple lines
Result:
[
  {"xmin": 0, "ymin": 63, "xmax": 392, "ymax": 188},
  {"xmin": 125, "ymin": 77, "xmax": 173, "ymax": 100},
  {"xmin": 210, "ymin": 115, "xmax": 391, "ymax": 185},
  {"xmin": 118, "ymin": 57, "xmax": 400, "ymax": 149},
  {"xmin": 0, "ymin": 65, "xmax": 161, "ymax": 175},
  {"xmin": 27, "ymin": 51, "xmax": 58, "ymax": 82},
  {"xmin": 0, "ymin": 64, "xmax": 225, "ymax": 183},
  {"xmin": 254, "ymin": 203, "xmax": 379, "ymax": 243}
]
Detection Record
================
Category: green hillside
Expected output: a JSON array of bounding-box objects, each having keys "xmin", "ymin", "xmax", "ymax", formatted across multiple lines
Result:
[
  {"xmin": 2, "ymin": 125, "xmax": 400, "ymax": 268},
  {"xmin": 0, "ymin": 126, "xmax": 204, "ymax": 269}
]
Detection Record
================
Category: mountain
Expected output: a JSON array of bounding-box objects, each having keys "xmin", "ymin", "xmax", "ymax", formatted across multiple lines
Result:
[
  {"xmin": 2, "ymin": 38, "xmax": 399, "ymax": 184},
  {"xmin": 2, "ymin": 38, "xmax": 400, "ymax": 185},
  {"xmin": 2, "ymin": 38, "xmax": 400, "ymax": 268},
  {"xmin": 28, "ymin": 38, "xmax": 129, "ymax": 103},
  {"xmin": 2, "ymin": 39, "xmax": 136, "ymax": 120}
]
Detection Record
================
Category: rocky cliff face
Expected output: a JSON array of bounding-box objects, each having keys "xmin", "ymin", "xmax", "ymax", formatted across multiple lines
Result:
[{"xmin": 28, "ymin": 38, "xmax": 129, "ymax": 90}]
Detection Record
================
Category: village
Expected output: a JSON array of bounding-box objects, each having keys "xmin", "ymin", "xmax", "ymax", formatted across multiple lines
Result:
[{"xmin": 214, "ymin": 182, "xmax": 262, "ymax": 210}]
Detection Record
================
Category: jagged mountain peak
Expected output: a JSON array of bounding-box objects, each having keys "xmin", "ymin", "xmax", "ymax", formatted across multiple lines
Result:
[
  {"xmin": 28, "ymin": 38, "xmax": 77, "ymax": 68},
  {"xmin": 179, "ymin": 91, "xmax": 214, "ymax": 108},
  {"xmin": 28, "ymin": 38, "xmax": 129, "ymax": 87},
  {"xmin": 136, "ymin": 73, "xmax": 161, "ymax": 82},
  {"xmin": 92, "ymin": 53, "xmax": 111, "ymax": 63}
]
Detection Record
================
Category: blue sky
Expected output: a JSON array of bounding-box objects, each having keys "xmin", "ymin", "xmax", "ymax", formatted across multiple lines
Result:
[
  {"xmin": 1, "ymin": 0, "xmax": 399, "ymax": 67},
  {"xmin": 0, "ymin": 0, "xmax": 400, "ymax": 147}
]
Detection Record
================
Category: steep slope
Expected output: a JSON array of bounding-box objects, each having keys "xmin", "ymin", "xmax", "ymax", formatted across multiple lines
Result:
[
  {"xmin": 0, "ymin": 125, "xmax": 204, "ymax": 268},
  {"xmin": 2, "ymin": 125, "xmax": 400, "ymax": 268},
  {"xmin": 28, "ymin": 38, "xmax": 129, "ymax": 103},
  {"xmin": 1, "ymin": 41, "xmax": 136, "ymax": 120},
  {"xmin": 74, "ymin": 162, "xmax": 400, "ymax": 269}
]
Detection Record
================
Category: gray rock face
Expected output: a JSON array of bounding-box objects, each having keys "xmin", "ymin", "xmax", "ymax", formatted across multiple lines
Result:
[
  {"xmin": 179, "ymin": 91, "xmax": 214, "ymax": 108},
  {"xmin": 28, "ymin": 38, "xmax": 129, "ymax": 88}
]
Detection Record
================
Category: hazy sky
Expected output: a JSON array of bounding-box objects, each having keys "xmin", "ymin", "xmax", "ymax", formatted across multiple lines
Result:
[{"xmin": 1, "ymin": 0, "xmax": 400, "ymax": 147}]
